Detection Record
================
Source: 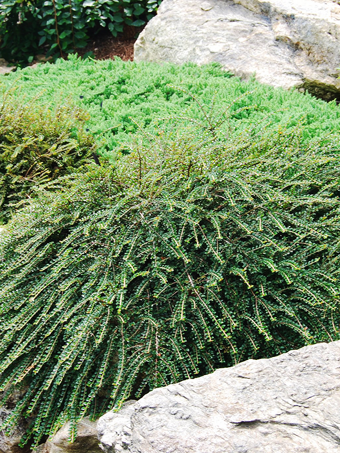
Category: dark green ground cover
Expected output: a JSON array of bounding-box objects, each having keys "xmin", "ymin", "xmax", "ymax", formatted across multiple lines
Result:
[{"xmin": 2, "ymin": 55, "xmax": 340, "ymax": 160}]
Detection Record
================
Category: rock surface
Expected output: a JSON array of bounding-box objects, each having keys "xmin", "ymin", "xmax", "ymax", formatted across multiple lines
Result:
[
  {"xmin": 36, "ymin": 418, "xmax": 101, "ymax": 453},
  {"xmin": 134, "ymin": 0, "xmax": 340, "ymax": 100},
  {"xmin": 98, "ymin": 341, "xmax": 340, "ymax": 453},
  {"xmin": 0, "ymin": 59, "xmax": 14, "ymax": 76},
  {"xmin": 98, "ymin": 402, "xmax": 136, "ymax": 453}
]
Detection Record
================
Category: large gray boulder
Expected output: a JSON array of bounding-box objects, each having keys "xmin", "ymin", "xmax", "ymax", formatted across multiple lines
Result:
[
  {"xmin": 134, "ymin": 0, "xmax": 340, "ymax": 101},
  {"xmin": 97, "ymin": 341, "xmax": 340, "ymax": 453}
]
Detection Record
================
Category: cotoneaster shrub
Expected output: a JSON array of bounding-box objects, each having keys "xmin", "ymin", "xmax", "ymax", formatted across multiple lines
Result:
[
  {"xmin": 0, "ymin": 88, "xmax": 95, "ymax": 224},
  {"xmin": 0, "ymin": 107, "xmax": 339, "ymax": 447},
  {"xmin": 3, "ymin": 56, "xmax": 340, "ymax": 160}
]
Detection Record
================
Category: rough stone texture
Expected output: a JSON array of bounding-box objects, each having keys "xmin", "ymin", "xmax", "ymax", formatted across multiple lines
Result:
[
  {"xmin": 97, "ymin": 402, "xmax": 136, "ymax": 453},
  {"xmin": 98, "ymin": 341, "xmax": 340, "ymax": 453},
  {"xmin": 134, "ymin": 0, "xmax": 340, "ymax": 100},
  {"xmin": 34, "ymin": 445, "xmax": 48, "ymax": 453},
  {"xmin": 40, "ymin": 418, "xmax": 102, "ymax": 453}
]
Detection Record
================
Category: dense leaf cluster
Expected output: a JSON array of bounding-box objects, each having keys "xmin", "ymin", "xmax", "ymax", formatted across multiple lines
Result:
[
  {"xmin": 0, "ymin": 88, "xmax": 94, "ymax": 223},
  {"xmin": 3, "ymin": 57, "xmax": 340, "ymax": 159},
  {"xmin": 0, "ymin": 105, "xmax": 339, "ymax": 446},
  {"xmin": 0, "ymin": 0, "xmax": 161, "ymax": 63}
]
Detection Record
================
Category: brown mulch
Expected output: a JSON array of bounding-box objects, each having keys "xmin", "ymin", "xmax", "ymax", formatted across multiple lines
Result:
[
  {"xmin": 76, "ymin": 26, "xmax": 143, "ymax": 61},
  {"xmin": 31, "ymin": 27, "xmax": 141, "ymax": 67}
]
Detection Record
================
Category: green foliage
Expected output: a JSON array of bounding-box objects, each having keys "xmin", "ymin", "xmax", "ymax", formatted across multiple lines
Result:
[
  {"xmin": 3, "ymin": 57, "xmax": 340, "ymax": 160},
  {"xmin": 0, "ymin": 1, "xmax": 40, "ymax": 64},
  {"xmin": 0, "ymin": 88, "xmax": 95, "ymax": 224},
  {"xmin": 0, "ymin": 0, "xmax": 161, "ymax": 63},
  {"xmin": 0, "ymin": 100, "xmax": 339, "ymax": 446}
]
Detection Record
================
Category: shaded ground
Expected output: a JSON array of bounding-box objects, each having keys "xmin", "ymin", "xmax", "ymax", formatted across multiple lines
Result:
[
  {"xmin": 0, "ymin": 26, "xmax": 141, "ymax": 73},
  {"xmin": 75, "ymin": 26, "xmax": 143, "ymax": 61}
]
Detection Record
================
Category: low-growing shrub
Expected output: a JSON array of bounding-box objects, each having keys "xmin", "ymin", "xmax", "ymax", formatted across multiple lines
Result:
[
  {"xmin": 0, "ymin": 106, "xmax": 339, "ymax": 446},
  {"xmin": 3, "ymin": 57, "xmax": 340, "ymax": 159},
  {"xmin": 0, "ymin": 89, "xmax": 95, "ymax": 223},
  {"xmin": 0, "ymin": 0, "xmax": 161, "ymax": 64}
]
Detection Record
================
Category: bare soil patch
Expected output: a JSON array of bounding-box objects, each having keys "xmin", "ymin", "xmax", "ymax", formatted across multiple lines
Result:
[{"xmin": 76, "ymin": 26, "xmax": 143, "ymax": 61}]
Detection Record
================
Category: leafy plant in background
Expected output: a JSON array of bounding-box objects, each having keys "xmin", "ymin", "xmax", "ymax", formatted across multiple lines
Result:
[
  {"xmin": 0, "ymin": 0, "xmax": 162, "ymax": 63},
  {"xmin": 0, "ymin": 96, "xmax": 339, "ymax": 447},
  {"xmin": 0, "ymin": 1, "xmax": 40, "ymax": 64},
  {"xmin": 0, "ymin": 87, "xmax": 95, "ymax": 224}
]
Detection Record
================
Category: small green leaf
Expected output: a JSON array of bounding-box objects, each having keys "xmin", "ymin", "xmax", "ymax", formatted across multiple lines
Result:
[
  {"xmin": 131, "ymin": 19, "xmax": 145, "ymax": 27},
  {"xmin": 38, "ymin": 36, "xmax": 46, "ymax": 46},
  {"xmin": 74, "ymin": 31, "xmax": 86, "ymax": 39},
  {"xmin": 133, "ymin": 6, "xmax": 145, "ymax": 16},
  {"xmin": 59, "ymin": 30, "xmax": 72, "ymax": 40},
  {"xmin": 113, "ymin": 14, "xmax": 124, "ymax": 23}
]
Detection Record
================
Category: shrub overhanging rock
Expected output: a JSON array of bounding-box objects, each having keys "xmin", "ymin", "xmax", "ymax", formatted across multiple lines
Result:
[
  {"xmin": 0, "ymin": 112, "xmax": 339, "ymax": 447},
  {"xmin": 98, "ymin": 341, "xmax": 340, "ymax": 453}
]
